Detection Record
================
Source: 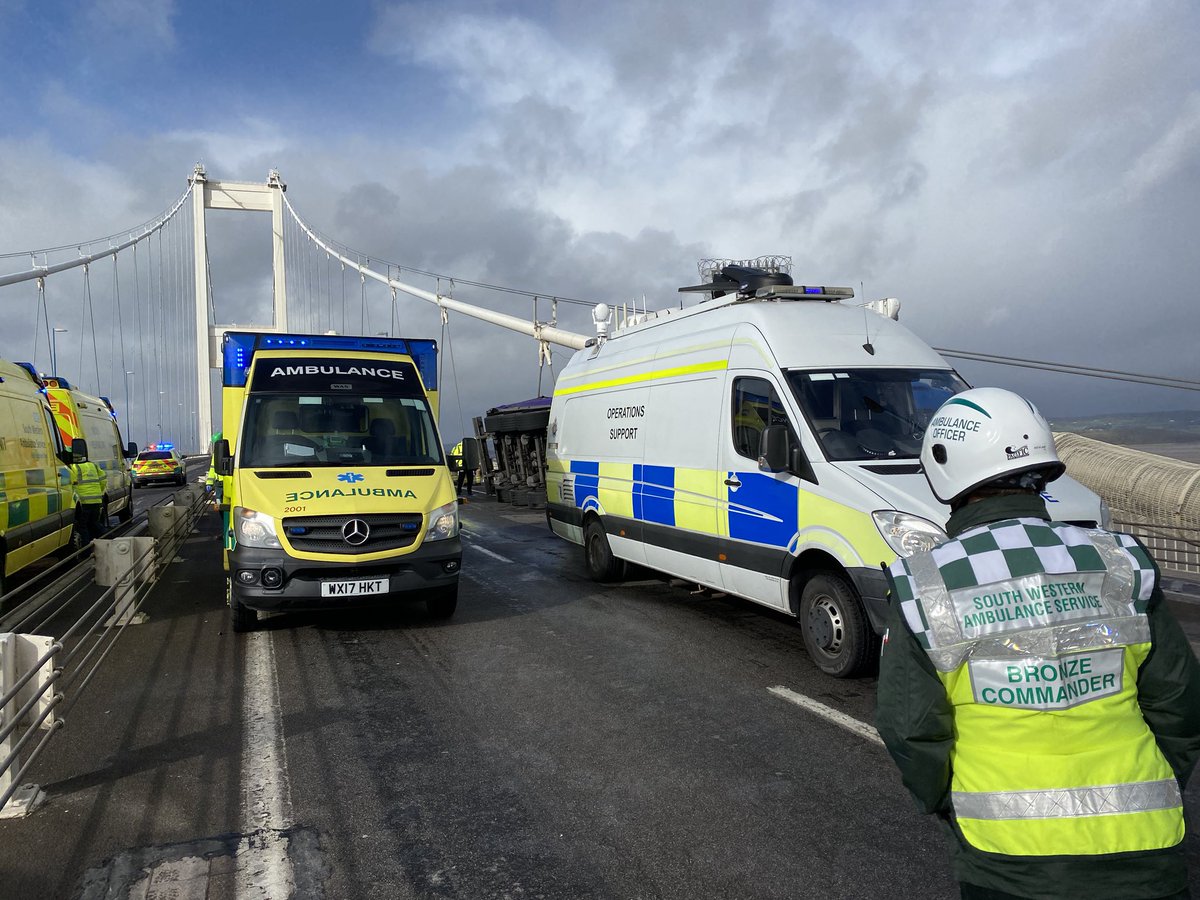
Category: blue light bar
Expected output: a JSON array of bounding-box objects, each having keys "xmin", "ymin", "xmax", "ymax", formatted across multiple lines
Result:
[{"xmin": 221, "ymin": 331, "xmax": 439, "ymax": 390}]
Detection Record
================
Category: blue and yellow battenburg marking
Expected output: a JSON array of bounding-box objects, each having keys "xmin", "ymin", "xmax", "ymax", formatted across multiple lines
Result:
[{"xmin": 567, "ymin": 459, "xmax": 799, "ymax": 548}]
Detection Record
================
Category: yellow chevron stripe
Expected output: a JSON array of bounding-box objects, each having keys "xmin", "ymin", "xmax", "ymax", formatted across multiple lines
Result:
[{"xmin": 553, "ymin": 360, "xmax": 728, "ymax": 397}]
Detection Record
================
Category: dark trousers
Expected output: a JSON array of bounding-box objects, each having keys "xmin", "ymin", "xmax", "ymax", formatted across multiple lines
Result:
[
  {"xmin": 77, "ymin": 502, "xmax": 104, "ymax": 545},
  {"xmin": 456, "ymin": 467, "xmax": 474, "ymax": 496},
  {"xmin": 961, "ymin": 885, "xmax": 1190, "ymax": 900}
]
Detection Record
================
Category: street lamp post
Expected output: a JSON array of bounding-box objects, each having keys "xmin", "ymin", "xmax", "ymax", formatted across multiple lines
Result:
[
  {"xmin": 157, "ymin": 391, "xmax": 165, "ymax": 444},
  {"xmin": 51, "ymin": 327, "xmax": 68, "ymax": 376},
  {"xmin": 124, "ymin": 371, "xmax": 135, "ymax": 446}
]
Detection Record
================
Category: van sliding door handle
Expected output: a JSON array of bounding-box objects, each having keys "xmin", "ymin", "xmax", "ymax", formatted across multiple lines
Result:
[{"xmin": 724, "ymin": 477, "xmax": 741, "ymax": 487}]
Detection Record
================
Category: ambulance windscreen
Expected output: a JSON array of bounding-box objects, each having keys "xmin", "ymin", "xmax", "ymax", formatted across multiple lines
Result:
[
  {"xmin": 238, "ymin": 393, "xmax": 442, "ymax": 468},
  {"xmin": 787, "ymin": 369, "xmax": 968, "ymax": 461}
]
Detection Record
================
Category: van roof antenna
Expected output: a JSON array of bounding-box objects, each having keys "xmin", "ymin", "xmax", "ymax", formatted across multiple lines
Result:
[{"xmin": 861, "ymin": 281, "xmax": 875, "ymax": 355}]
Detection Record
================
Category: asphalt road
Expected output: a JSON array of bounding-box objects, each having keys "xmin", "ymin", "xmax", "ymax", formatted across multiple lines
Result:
[{"xmin": 1, "ymin": 493, "xmax": 1199, "ymax": 899}]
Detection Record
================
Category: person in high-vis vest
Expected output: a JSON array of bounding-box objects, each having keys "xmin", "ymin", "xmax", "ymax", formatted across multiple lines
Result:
[
  {"xmin": 71, "ymin": 446, "xmax": 108, "ymax": 546},
  {"xmin": 876, "ymin": 387, "xmax": 1200, "ymax": 900}
]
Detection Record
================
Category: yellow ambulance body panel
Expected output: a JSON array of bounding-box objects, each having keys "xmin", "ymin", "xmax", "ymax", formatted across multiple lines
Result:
[{"xmin": 0, "ymin": 360, "xmax": 73, "ymax": 593}]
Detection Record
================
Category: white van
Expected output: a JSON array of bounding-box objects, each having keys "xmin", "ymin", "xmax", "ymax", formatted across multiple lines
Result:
[{"xmin": 545, "ymin": 266, "xmax": 1105, "ymax": 677}]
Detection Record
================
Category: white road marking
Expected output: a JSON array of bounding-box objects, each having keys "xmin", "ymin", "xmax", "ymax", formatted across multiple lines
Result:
[
  {"xmin": 767, "ymin": 685, "xmax": 885, "ymax": 747},
  {"xmin": 236, "ymin": 632, "xmax": 296, "ymax": 899},
  {"xmin": 466, "ymin": 541, "xmax": 512, "ymax": 563}
]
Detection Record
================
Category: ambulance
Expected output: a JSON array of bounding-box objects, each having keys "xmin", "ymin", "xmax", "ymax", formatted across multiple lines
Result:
[
  {"xmin": 43, "ymin": 376, "xmax": 137, "ymax": 528},
  {"xmin": 0, "ymin": 360, "xmax": 73, "ymax": 594},
  {"xmin": 212, "ymin": 332, "xmax": 461, "ymax": 632},
  {"xmin": 545, "ymin": 265, "xmax": 1106, "ymax": 677}
]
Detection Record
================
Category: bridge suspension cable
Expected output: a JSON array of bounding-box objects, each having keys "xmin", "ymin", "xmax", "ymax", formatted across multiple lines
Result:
[
  {"xmin": 936, "ymin": 348, "xmax": 1200, "ymax": 393},
  {"xmin": 0, "ymin": 185, "xmax": 194, "ymax": 289},
  {"xmin": 280, "ymin": 194, "xmax": 589, "ymax": 351}
]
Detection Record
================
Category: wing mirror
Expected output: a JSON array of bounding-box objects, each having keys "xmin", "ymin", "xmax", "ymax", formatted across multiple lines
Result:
[{"xmin": 213, "ymin": 439, "xmax": 233, "ymax": 476}]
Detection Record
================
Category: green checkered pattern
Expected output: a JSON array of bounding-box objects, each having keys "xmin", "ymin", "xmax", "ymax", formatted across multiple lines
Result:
[{"xmin": 889, "ymin": 517, "xmax": 1157, "ymax": 648}]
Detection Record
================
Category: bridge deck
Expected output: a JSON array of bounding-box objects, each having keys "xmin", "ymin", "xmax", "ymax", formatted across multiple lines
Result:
[{"xmin": 1, "ymin": 497, "xmax": 1198, "ymax": 899}]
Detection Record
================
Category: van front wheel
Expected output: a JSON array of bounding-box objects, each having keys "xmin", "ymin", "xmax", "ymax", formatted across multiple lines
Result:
[
  {"xmin": 427, "ymin": 584, "xmax": 458, "ymax": 619},
  {"xmin": 228, "ymin": 579, "xmax": 258, "ymax": 633},
  {"xmin": 584, "ymin": 518, "xmax": 625, "ymax": 583},
  {"xmin": 799, "ymin": 572, "xmax": 873, "ymax": 678}
]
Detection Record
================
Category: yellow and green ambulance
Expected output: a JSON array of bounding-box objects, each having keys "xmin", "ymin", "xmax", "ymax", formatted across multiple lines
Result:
[{"xmin": 213, "ymin": 332, "xmax": 461, "ymax": 632}]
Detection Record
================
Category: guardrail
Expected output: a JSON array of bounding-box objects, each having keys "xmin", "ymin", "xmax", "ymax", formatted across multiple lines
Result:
[
  {"xmin": 1114, "ymin": 520, "xmax": 1200, "ymax": 577},
  {"xmin": 0, "ymin": 484, "xmax": 211, "ymax": 817}
]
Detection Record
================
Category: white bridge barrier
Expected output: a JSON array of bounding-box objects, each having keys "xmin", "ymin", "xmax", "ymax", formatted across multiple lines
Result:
[
  {"xmin": 0, "ymin": 485, "xmax": 209, "ymax": 817},
  {"xmin": 1056, "ymin": 433, "xmax": 1200, "ymax": 575}
]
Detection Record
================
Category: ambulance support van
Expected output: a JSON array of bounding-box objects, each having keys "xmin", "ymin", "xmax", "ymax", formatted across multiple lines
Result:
[
  {"xmin": 0, "ymin": 360, "xmax": 74, "ymax": 594},
  {"xmin": 43, "ymin": 377, "xmax": 137, "ymax": 528},
  {"xmin": 546, "ymin": 266, "xmax": 1106, "ymax": 678},
  {"xmin": 213, "ymin": 332, "xmax": 461, "ymax": 632}
]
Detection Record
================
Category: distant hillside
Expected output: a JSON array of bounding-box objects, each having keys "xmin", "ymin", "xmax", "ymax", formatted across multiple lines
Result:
[{"xmin": 1048, "ymin": 410, "xmax": 1200, "ymax": 445}]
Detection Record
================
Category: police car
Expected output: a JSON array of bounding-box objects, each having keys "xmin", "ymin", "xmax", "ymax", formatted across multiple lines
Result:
[{"xmin": 131, "ymin": 444, "xmax": 186, "ymax": 487}]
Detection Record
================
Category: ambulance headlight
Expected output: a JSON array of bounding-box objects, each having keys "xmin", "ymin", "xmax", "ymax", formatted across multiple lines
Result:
[
  {"xmin": 872, "ymin": 511, "xmax": 947, "ymax": 557},
  {"xmin": 234, "ymin": 507, "xmax": 282, "ymax": 549},
  {"xmin": 425, "ymin": 501, "xmax": 459, "ymax": 542}
]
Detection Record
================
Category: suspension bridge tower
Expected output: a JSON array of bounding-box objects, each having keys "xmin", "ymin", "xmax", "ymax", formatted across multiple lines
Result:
[{"xmin": 189, "ymin": 164, "xmax": 289, "ymax": 447}]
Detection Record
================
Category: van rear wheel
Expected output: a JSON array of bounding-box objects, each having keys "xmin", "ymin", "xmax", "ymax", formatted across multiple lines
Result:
[
  {"xmin": 584, "ymin": 518, "xmax": 625, "ymax": 583},
  {"xmin": 117, "ymin": 489, "xmax": 133, "ymax": 523},
  {"xmin": 799, "ymin": 572, "xmax": 874, "ymax": 678}
]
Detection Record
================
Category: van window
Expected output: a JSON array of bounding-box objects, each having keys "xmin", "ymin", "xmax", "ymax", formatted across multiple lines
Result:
[
  {"xmin": 787, "ymin": 369, "xmax": 968, "ymax": 461},
  {"xmin": 731, "ymin": 377, "xmax": 795, "ymax": 460}
]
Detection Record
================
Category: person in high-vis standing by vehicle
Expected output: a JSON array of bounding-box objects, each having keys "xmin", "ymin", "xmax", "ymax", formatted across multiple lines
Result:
[
  {"xmin": 876, "ymin": 387, "xmax": 1200, "ymax": 900},
  {"xmin": 71, "ymin": 442, "xmax": 108, "ymax": 546}
]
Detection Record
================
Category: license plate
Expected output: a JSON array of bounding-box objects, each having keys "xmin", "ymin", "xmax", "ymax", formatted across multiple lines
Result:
[{"xmin": 320, "ymin": 578, "xmax": 388, "ymax": 597}]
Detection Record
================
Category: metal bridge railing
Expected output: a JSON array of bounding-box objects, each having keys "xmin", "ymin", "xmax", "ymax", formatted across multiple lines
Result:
[{"xmin": 0, "ymin": 485, "xmax": 210, "ymax": 817}]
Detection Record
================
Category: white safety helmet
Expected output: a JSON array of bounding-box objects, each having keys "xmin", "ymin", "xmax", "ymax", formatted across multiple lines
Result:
[{"xmin": 920, "ymin": 387, "xmax": 1065, "ymax": 506}]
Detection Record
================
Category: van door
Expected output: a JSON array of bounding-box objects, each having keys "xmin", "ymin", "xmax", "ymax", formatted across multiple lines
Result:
[{"xmin": 717, "ymin": 372, "xmax": 801, "ymax": 610}]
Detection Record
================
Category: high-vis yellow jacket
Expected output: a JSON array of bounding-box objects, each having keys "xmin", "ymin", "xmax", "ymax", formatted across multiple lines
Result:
[
  {"xmin": 876, "ymin": 493, "xmax": 1200, "ymax": 899},
  {"xmin": 72, "ymin": 460, "xmax": 107, "ymax": 506}
]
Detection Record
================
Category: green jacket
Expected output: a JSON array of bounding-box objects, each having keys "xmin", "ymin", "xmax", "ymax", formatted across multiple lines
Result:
[{"xmin": 875, "ymin": 492, "xmax": 1200, "ymax": 899}]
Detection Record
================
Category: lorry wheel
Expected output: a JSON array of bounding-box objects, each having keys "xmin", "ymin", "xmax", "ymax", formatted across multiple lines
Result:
[
  {"xmin": 584, "ymin": 518, "xmax": 625, "ymax": 583},
  {"xmin": 228, "ymin": 579, "xmax": 258, "ymax": 633},
  {"xmin": 117, "ymin": 489, "xmax": 133, "ymax": 523},
  {"xmin": 426, "ymin": 584, "xmax": 458, "ymax": 619},
  {"xmin": 799, "ymin": 572, "xmax": 874, "ymax": 678}
]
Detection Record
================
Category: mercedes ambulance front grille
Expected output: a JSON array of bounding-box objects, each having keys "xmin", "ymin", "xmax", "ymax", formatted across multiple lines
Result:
[{"xmin": 281, "ymin": 513, "xmax": 424, "ymax": 554}]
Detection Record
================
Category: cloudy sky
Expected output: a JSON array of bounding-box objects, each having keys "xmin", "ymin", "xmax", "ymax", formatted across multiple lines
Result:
[{"xmin": 1, "ymin": 0, "xmax": 1198, "ymax": 451}]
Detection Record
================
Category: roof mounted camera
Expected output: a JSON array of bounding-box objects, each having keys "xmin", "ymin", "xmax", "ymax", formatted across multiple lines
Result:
[{"xmin": 678, "ymin": 264, "xmax": 853, "ymax": 302}]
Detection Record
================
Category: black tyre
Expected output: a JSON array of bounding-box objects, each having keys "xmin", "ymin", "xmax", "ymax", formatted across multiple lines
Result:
[
  {"xmin": 69, "ymin": 508, "xmax": 85, "ymax": 554},
  {"xmin": 426, "ymin": 584, "xmax": 459, "ymax": 619},
  {"xmin": 117, "ymin": 489, "xmax": 134, "ymax": 523},
  {"xmin": 228, "ymin": 579, "xmax": 258, "ymax": 632},
  {"xmin": 798, "ymin": 571, "xmax": 875, "ymax": 678},
  {"xmin": 584, "ymin": 518, "xmax": 625, "ymax": 583}
]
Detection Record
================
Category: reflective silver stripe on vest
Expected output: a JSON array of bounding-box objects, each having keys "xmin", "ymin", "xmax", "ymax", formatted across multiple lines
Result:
[
  {"xmin": 908, "ymin": 530, "xmax": 1152, "ymax": 672},
  {"xmin": 1089, "ymin": 529, "xmax": 1138, "ymax": 618},
  {"xmin": 906, "ymin": 550, "xmax": 962, "ymax": 651},
  {"xmin": 952, "ymin": 777, "xmax": 1181, "ymax": 820}
]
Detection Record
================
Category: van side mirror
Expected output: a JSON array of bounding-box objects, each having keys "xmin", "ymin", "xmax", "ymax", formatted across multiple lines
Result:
[
  {"xmin": 758, "ymin": 426, "xmax": 789, "ymax": 472},
  {"xmin": 71, "ymin": 437, "xmax": 89, "ymax": 464},
  {"xmin": 214, "ymin": 439, "xmax": 233, "ymax": 476},
  {"xmin": 125, "ymin": 441, "xmax": 138, "ymax": 459},
  {"xmin": 759, "ymin": 425, "xmax": 819, "ymax": 484}
]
